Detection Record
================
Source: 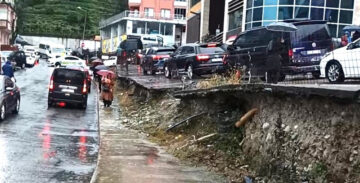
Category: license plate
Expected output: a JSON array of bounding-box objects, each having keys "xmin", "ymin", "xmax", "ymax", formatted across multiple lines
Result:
[
  {"xmin": 212, "ymin": 58, "xmax": 223, "ymax": 62},
  {"xmin": 65, "ymin": 93, "xmax": 71, "ymax": 96},
  {"xmin": 62, "ymin": 89, "xmax": 74, "ymax": 93},
  {"xmin": 307, "ymin": 50, "xmax": 321, "ymax": 55}
]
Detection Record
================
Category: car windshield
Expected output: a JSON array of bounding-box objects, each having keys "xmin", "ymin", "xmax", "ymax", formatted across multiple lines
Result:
[
  {"xmin": 53, "ymin": 69, "xmax": 84, "ymax": 84},
  {"xmin": 291, "ymin": 23, "xmax": 331, "ymax": 43},
  {"xmin": 156, "ymin": 49, "xmax": 174, "ymax": 55},
  {"xmin": 52, "ymin": 48, "xmax": 65, "ymax": 53},
  {"xmin": 199, "ymin": 47, "xmax": 225, "ymax": 54},
  {"xmin": 1, "ymin": 51, "xmax": 13, "ymax": 57}
]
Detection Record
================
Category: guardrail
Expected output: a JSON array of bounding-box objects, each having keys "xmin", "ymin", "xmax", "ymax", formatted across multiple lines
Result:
[{"xmin": 99, "ymin": 10, "xmax": 186, "ymax": 28}]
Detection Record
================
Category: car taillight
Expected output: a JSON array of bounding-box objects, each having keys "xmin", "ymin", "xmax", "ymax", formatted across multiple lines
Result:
[
  {"xmin": 82, "ymin": 80, "xmax": 87, "ymax": 94},
  {"xmin": 223, "ymin": 54, "xmax": 228, "ymax": 64},
  {"xmin": 288, "ymin": 49, "xmax": 293, "ymax": 58},
  {"xmin": 137, "ymin": 53, "xmax": 143, "ymax": 58},
  {"xmin": 152, "ymin": 55, "xmax": 170, "ymax": 61},
  {"xmin": 49, "ymin": 76, "xmax": 54, "ymax": 92},
  {"xmin": 207, "ymin": 43, "xmax": 217, "ymax": 47},
  {"xmin": 196, "ymin": 54, "xmax": 210, "ymax": 62}
]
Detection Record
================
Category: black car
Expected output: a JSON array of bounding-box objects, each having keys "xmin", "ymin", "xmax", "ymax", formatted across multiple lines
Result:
[
  {"xmin": 164, "ymin": 43, "xmax": 226, "ymax": 79},
  {"xmin": 9, "ymin": 51, "xmax": 27, "ymax": 69},
  {"xmin": 117, "ymin": 38, "xmax": 143, "ymax": 65},
  {"xmin": 0, "ymin": 75, "xmax": 20, "ymax": 120},
  {"xmin": 48, "ymin": 67, "xmax": 89, "ymax": 109},
  {"xmin": 141, "ymin": 47, "xmax": 175, "ymax": 75},
  {"xmin": 225, "ymin": 20, "xmax": 332, "ymax": 83}
]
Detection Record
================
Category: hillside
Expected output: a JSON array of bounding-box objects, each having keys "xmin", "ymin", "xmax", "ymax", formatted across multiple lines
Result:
[{"xmin": 15, "ymin": 0, "xmax": 127, "ymax": 39}]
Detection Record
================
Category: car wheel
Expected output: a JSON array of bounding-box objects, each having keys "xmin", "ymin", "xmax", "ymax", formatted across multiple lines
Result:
[
  {"xmin": 326, "ymin": 62, "xmax": 344, "ymax": 83},
  {"xmin": 164, "ymin": 65, "xmax": 171, "ymax": 78},
  {"xmin": 81, "ymin": 101, "xmax": 87, "ymax": 110},
  {"xmin": 13, "ymin": 98, "xmax": 20, "ymax": 114},
  {"xmin": 0, "ymin": 103, "xmax": 6, "ymax": 121},
  {"xmin": 187, "ymin": 65, "xmax": 194, "ymax": 80},
  {"xmin": 312, "ymin": 72, "xmax": 321, "ymax": 79},
  {"xmin": 143, "ymin": 67, "xmax": 148, "ymax": 75},
  {"xmin": 88, "ymin": 87, "xmax": 91, "ymax": 93},
  {"xmin": 48, "ymin": 100, "xmax": 53, "ymax": 108}
]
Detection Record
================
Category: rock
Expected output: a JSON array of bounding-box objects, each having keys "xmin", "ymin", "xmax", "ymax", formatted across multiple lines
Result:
[
  {"xmin": 262, "ymin": 123, "xmax": 270, "ymax": 130},
  {"xmin": 324, "ymin": 135, "xmax": 331, "ymax": 139},
  {"xmin": 331, "ymin": 117, "xmax": 342, "ymax": 126},
  {"xmin": 294, "ymin": 125, "xmax": 298, "ymax": 130},
  {"xmin": 353, "ymin": 150, "xmax": 358, "ymax": 155},
  {"xmin": 284, "ymin": 126, "xmax": 291, "ymax": 132}
]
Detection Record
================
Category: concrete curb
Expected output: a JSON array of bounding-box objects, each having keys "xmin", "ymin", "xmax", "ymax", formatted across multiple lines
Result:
[{"xmin": 90, "ymin": 81, "xmax": 100, "ymax": 183}]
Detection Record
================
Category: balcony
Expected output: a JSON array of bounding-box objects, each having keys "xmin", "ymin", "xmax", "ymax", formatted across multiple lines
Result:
[
  {"xmin": 174, "ymin": 0, "xmax": 187, "ymax": 7},
  {"xmin": 100, "ymin": 10, "xmax": 186, "ymax": 28},
  {"xmin": 128, "ymin": 0, "xmax": 141, "ymax": 3}
]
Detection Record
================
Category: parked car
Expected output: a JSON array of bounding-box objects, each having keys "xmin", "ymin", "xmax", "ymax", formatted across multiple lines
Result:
[
  {"xmin": 48, "ymin": 67, "xmax": 89, "ymax": 109},
  {"xmin": 224, "ymin": 20, "xmax": 333, "ymax": 82},
  {"xmin": 320, "ymin": 38, "xmax": 360, "ymax": 83},
  {"xmin": 8, "ymin": 51, "xmax": 27, "ymax": 69},
  {"xmin": 26, "ymin": 54, "xmax": 38, "ymax": 67},
  {"xmin": 141, "ymin": 47, "xmax": 175, "ymax": 75},
  {"xmin": 163, "ymin": 43, "xmax": 226, "ymax": 79},
  {"xmin": 52, "ymin": 56, "xmax": 87, "ymax": 68},
  {"xmin": 0, "ymin": 75, "xmax": 20, "ymax": 120},
  {"xmin": 117, "ymin": 38, "xmax": 143, "ymax": 65},
  {"xmin": 103, "ymin": 56, "xmax": 117, "ymax": 67}
]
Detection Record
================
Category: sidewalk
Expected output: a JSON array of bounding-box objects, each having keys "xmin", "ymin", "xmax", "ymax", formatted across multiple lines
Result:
[{"xmin": 92, "ymin": 93, "xmax": 226, "ymax": 183}]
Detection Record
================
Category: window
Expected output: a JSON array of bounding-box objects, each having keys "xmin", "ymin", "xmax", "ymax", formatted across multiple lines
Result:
[
  {"xmin": 279, "ymin": 0, "xmax": 293, "ymax": 5},
  {"xmin": 296, "ymin": 0, "xmax": 309, "ymax": 5},
  {"xmin": 246, "ymin": 9, "xmax": 252, "ymax": 22},
  {"xmin": 191, "ymin": 0, "xmax": 200, "ymax": 6},
  {"xmin": 252, "ymin": 22, "xmax": 262, "ymax": 28},
  {"xmin": 278, "ymin": 7, "xmax": 293, "ymax": 20},
  {"xmin": 247, "ymin": 0, "xmax": 253, "ymax": 8},
  {"xmin": 161, "ymin": 9, "xmax": 171, "ymax": 18},
  {"xmin": 181, "ymin": 47, "xmax": 195, "ymax": 54},
  {"xmin": 325, "ymin": 9, "xmax": 338, "ymax": 23},
  {"xmin": 327, "ymin": 24, "xmax": 337, "ymax": 37},
  {"xmin": 341, "ymin": 1, "xmax": 354, "ymax": 9},
  {"xmin": 264, "ymin": 7, "xmax": 277, "ymax": 20},
  {"xmin": 253, "ymin": 8, "xmax": 263, "ymax": 21},
  {"xmin": 295, "ymin": 7, "xmax": 309, "ymax": 18},
  {"xmin": 311, "ymin": 0, "xmax": 324, "ymax": 6},
  {"xmin": 326, "ymin": 0, "xmax": 339, "ymax": 8},
  {"xmin": 254, "ymin": 0, "xmax": 263, "ymax": 7},
  {"xmin": 160, "ymin": 23, "xmax": 173, "ymax": 36},
  {"xmin": 339, "ymin": 10, "xmax": 353, "ymax": 24},
  {"xmin": 264, "ymin": 0, "xmax": 277, "ymax": 5},
  {"xmin": 199, "ymin": 47, "xmax": 225, "ymax": 54},
  {"xmin": 229, "ymin": 8, "xmax": 243, "ymax": 30},
  {"xmin": 310, "ymin": 8, "xmax": 324, "ymax": 20},
  {"xmin": 144, "ymin": 8, "xmax": 154, "ymax": 17},
  {"xmin": 175, "ymin": 8, "xmax": 186, "ymax": 18},
  {"xmin": 0, "ymin": 9, "xmax": 7, "ymax": 20}
]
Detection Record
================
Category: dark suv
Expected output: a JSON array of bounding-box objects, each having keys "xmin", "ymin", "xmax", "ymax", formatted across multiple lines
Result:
[
  {"xmin": 48, "ymin": 67, "xmax": 89, "ymax": 109},
  {"xmin": 164, "ymin": 43, "xmax": 226, "ymax": 79},
  {"xmin": 225, "ymin": 20, "xmax": 332, "ymax": 82},
  {"xmin": 141, "ymin": 47, "xmax": 175, "ymax": 75},
  {"xmin": 9, "ymin": 51, "xmax": 26, "ymax": 69}
]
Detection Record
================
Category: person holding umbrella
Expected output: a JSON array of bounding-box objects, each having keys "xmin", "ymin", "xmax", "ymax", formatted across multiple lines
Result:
[{"xmin": 99, "ymin": 71, "xmax": 115, "ymax": 107}]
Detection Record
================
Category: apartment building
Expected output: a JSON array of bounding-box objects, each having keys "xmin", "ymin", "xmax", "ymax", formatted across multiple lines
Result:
[{"xmin": 0, "ymin": 0, "xmax": 16, "ymax": 45}]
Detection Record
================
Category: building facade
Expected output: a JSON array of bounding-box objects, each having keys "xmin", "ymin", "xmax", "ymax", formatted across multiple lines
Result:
[
  {"xmin": 0, "ymin": 0, "xmax": 16, "ymax": 45},
  {"xmin": 244, "ymin": 0, "xmax": 359, "ymax": 37},
  {"xmin": 100, "ymin": 0, "xmax": 187, "ymax": 54}
]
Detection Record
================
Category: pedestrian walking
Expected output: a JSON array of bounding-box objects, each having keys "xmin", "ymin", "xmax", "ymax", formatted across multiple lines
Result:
[{"xmin": 100, "ymin": 74, "xmax": 114, "ymax": 107}]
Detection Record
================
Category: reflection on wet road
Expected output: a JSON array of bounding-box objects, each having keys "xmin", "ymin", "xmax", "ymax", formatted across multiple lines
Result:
[{"xmin": 0, "ymin": 61, "xmax": 98, "ymax": 182}]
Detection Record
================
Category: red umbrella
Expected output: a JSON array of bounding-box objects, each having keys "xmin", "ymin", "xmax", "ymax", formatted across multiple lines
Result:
[
  {"xmin": 91, "ymin": 59, "xmax": 103, "ymax": 67},
  {"xmin": 97, "ymin": 70, "xmax": 115, "ymax": 79}
]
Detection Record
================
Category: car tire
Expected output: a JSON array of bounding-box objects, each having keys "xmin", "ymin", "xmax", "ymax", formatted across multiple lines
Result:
[
  {"xmin": 143, "ymin": 67, "xmax": 147, "ymax": 75},
  {"xmin": 164, "ymin": 65, "xmax": 171, "ymax": 78},
  {"xmin": 312, "ymin": 72, "xmax": 321, "ymax": 79},
  {"xmin": 187, "ymin": 64, "xmax": 194, "ymax": 80},
  {"xmin": 81, "ymin": 101, "xmax": 87, "ymax": 110},
  {"xmin": 12, "ymin": 98, "xmax": 20, "ymax": 114},
  {"xmin": 48, "ymin": 100, "xmax": 53, "ymax": 108},
  {"xmin": 326, "ymin": 62, "xmax": 344, "ymax": 83},
  {"xmin": 0, "ymin": 103, "xmax": 6, "ymax": 121}
]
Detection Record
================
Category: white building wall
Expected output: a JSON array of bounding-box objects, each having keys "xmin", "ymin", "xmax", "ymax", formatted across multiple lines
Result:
[{"xmin": 354, "ymin": 0, "xmax": 360, "ymax": 25}]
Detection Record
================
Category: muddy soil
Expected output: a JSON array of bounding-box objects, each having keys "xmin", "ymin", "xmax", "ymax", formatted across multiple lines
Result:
[{"xmin": 116, "ymin": 81, "xmax": 360, "ymax": 183}]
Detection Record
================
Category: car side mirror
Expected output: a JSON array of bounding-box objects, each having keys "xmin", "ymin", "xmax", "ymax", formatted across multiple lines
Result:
[
  {"xmin": 5, "ymin": 87, "xmax": 13, "ymax": 91},
  {"xmin": 347, "ymin": 43, "xmax": 354, "ymax": 50}
]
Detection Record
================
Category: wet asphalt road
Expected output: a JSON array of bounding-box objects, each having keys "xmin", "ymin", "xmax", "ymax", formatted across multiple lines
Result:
[{"xmin": 0, "ymin": 61, "xmax": 98, "ymax": 183}]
